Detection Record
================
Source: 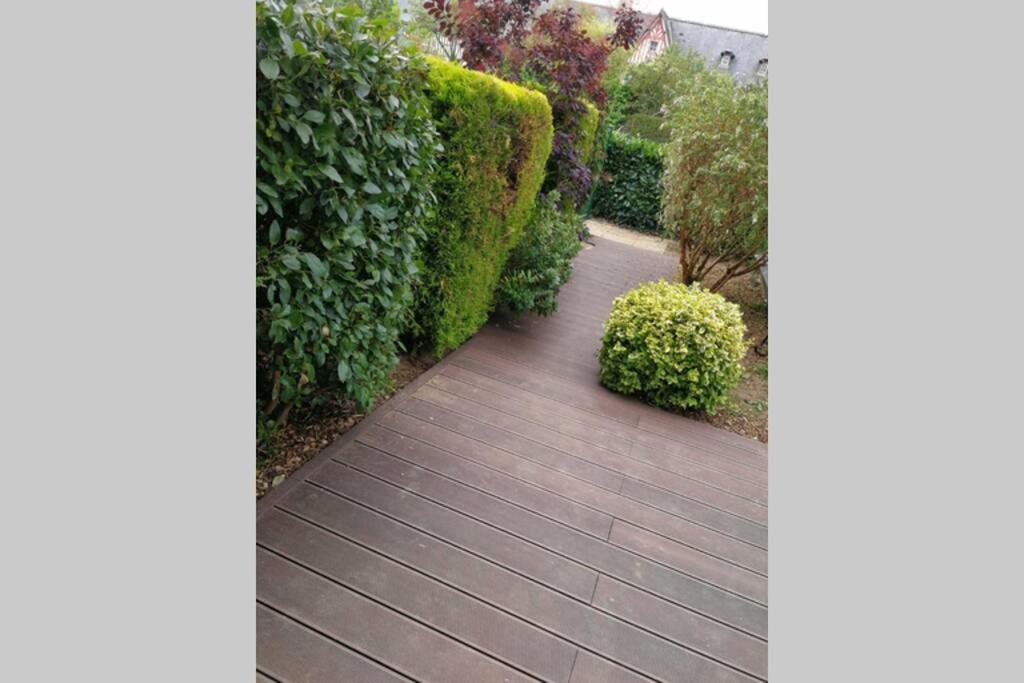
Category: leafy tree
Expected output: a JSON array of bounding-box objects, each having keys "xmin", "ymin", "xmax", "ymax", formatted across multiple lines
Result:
[
  {"xmin": 662, "ymin": 71, "xmax": 768, "ymax": 291},
  {"xmin": 605, "ymin": 46, "xmax": 707, "ymax": 135},
  {"xmin": 403, "ymin": 1, "xmax": 464, "ymax": 60}
]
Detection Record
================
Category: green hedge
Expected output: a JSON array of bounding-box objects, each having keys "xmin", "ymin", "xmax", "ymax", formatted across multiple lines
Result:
[
  {"xmin": 577, "ymin": 101, "xmax": 601, "ymax": 169},
  {"xmin": 411, "ymin": 57, "xmax": 554, "ymax": 356},
  {"xmin": 256, "ymin": 1, "xmax": 438, "ymax": 415},
  {"xmin": 598, "ymin": 281, "xmax": 748, "ymax": 412},
  {"xmin": 591, "ymin": 131, "xmax": 664, "ymax": 234}
]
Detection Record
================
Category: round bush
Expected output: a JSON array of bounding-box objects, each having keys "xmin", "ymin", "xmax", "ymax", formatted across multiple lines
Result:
[{"xmin": 598, "ymin": 281, "xmax": 748, "ymax": 412}]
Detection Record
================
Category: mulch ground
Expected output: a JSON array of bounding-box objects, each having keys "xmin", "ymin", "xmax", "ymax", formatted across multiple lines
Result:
[
  {"xmin": 256, "ymin": 354, "xmax": 437, "ymax": 499},
  {"xmin": 679, "ymin": 264, "xmax": 768, "ymax": 443}
]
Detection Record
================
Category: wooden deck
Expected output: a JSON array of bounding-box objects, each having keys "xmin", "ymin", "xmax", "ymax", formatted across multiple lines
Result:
[{"xmin": 256, "ymin": 236, "xmax": 769, "ymax": 683}]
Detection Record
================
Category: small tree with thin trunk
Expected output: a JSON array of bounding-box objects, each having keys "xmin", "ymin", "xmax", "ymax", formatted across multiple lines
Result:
[{"xmin": 662, "ymin": 72, "xmax": 767, "ymax": 292}]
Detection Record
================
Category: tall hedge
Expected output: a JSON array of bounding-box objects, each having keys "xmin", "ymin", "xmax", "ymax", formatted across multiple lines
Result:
[
  {"xmin": 256, "ymin": 1, "xmax": 438, "ymax": 417},
  {"xmin": 591, "ymin": 131, "xmax": 664, "ymax": 234},
  {"xmin": 577, "ymin": 101, "xmax": 601, "ymax": 169},
  {"xmin": 411, "ymin": 57, "xmax": 553, "ymax": 356}
]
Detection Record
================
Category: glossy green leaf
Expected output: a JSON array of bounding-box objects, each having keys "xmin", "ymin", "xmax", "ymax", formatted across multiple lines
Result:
[{"xmin": 259, "ymin": 57, "xmax": 280, "ymax": 80}]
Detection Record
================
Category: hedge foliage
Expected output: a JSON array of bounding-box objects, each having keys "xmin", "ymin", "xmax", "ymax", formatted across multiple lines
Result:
[
  {"xmin": 496, "ymin": 192, "xmax": 582, "ymax": 316},
  {"xmin": 577, "ymin": 101, "xmax": 601, "ymax": 169},
  {"xmin": 411, "ymin": 56, "xmax": 554, "ymax": 356},
  {"xmin": 591, "ymin": 131, "xmax": 664, "ymax": 233},
  {"xmin": 256, "ymin": 0, "xmax": 438, "ymax": 416},
  {"xmin": 598, "ymin": 281, "xmax": 748, "ymax": 412}
]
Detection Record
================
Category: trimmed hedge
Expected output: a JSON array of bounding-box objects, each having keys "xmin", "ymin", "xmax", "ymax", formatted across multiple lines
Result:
[
  {"xmin": 410, "ymin": 57, "xmax": 553, "ymax": 356},
  {"xmin": 256, "ymin": 1, "xmax": 438, "ymax": 415},
  {"xmin": 496, "ymin": 192, "xmax": 583, "ymax": 316},
  {"xmin": 598, "ymin": 281, "xmax": 748, "ymax": 412},
  {"xmin": 577, "ymin": 101, "xmax": 601, "ymax": 169},
  {"xmin": 591, "ymin": 131, "xmax": 664, "ymax": 234}
]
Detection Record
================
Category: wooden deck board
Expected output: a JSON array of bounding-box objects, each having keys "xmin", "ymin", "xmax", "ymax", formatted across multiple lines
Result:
[{"xmin": 257, "ymin": 237, "xmax": 768, "ymax": 681}]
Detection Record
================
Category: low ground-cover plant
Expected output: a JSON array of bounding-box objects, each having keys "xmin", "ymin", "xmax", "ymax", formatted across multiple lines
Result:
[
  {"xmin": 256, "ymin": 0, "xmax": 438, "ymax": 424},
  {"xmin": 410, "ymin": 56, "xmax": 553, "ymax": 356},
  {"xmin": 496, "ymin": 192, "xmax": 582, "ymax": 316},
  {"xmin": 598, "ymin": 281, "xmax": 748, "ymax": 412},
  {"xmin": 591, "ymin": 131, "xmax": 664, "ymax": 233},
  {"xmin": 663, "ymin": 71, "xmax": 768, "ymax": 291}
]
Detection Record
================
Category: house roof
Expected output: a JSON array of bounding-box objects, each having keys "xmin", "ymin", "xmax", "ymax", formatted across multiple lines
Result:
[{"xmin": 665, "ymin": 16, "xmax": 767, "ymax": 82}]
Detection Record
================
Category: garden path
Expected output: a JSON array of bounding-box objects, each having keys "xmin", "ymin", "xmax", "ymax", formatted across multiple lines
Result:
[{"xmin": 257, "ymin": 236, "xmax": 769, "ymax": 683}]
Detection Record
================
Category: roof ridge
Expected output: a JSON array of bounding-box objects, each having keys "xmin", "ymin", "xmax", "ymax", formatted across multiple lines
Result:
[
  {"xmin": 564, "ymin": 1, "xmax": 768, "ymax": 38},
  {"xmin": 662, "ymin": 11, "xmax": 768, "ymax": 37}
]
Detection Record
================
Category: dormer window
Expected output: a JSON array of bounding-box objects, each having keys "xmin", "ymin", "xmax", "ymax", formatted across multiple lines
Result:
[
  {"xmin": 718, "ymin": 51, "xmax": 734, "ymax": 70},
  {"xmin": 756, "ymin": 59, "xmax": 768, "ymax": 78}
]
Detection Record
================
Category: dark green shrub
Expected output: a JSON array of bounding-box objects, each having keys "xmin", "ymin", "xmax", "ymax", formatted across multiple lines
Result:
[
  {"xmin": 256, "ymin": 0, "xmax": 438, "ymax": 419},
  {"xmin": 591, "ymin": 131, "xmax": 664, "ymax": 233},
  {"xmin": 496, "ymin": 192, "xmax": 583, "ymax": 316},
  {"xmin": 411, "ymin": 56, "xmax": 553, "ymax": 356},
  {"xmin": 598, "ymin": 281, "xmax": 748, "ymax": 412}
]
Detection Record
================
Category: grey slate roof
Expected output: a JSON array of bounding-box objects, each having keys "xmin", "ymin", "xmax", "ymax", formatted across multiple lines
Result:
[{"xmin": 666, "ymin": 17, "xmax": 767, "ymax": 83}]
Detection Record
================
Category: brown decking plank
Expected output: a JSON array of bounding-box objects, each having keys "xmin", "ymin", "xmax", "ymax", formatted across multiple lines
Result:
[
  {"xmin": 619, "ymin": 477, "xmax": 767, "ymax": 549},
  {"xmin": 629, "ymin": 438, "xmax": 769, "ymax": 487},
  {"xmin": 257, "ymin": 605, "xmax": 412, "ymax": 683},
  {"xmin": 637, "ymin": 412, "xmax": 769, "ymax": 460},
  {"xmin": 441, "ymin": 363, "xmax": 642, "ymax": 443},
  {"xmin": 358, "ymin": 423, "xmax": 614, "ymax": 539},
  {"xmin": 468, "ymin": 329, "xmax": 602, "ymax": 375},
  {"xmin": 609, "ymin": 520, "xmax": 768, "ymax": 607},
  {"xmin": 453, "ymin": 350, "xmax": 644, "ymax": 427},
  {"xmin": 385, "ymin": 406, "xmax": 768, "ymax": 575},
  {"xmin": 257, "ymin": 549, "xmax": 536, "ymax": 683},
  {"xmin": 259, "ymin": 510, "xmax": 578, "ymax": 683},
  {"xmin": 430, "ymin": 372, "xmax": 632, "ymax": 456},
  {"xmin": 336, "ymin": 439, "xmax": 766, "ymax": 637},
  {"xmin": 457, "ymin": 348, "xmax": 768, "ymax": 474},
  {"xmin": 307, "ymin": 462, "xmax": 598, "ymax": 603},
  {"xmin": 377, "ymin": 410, "xmax": 625, "ymax": 519},
  {"xmin": 568, "ymin": 652, "xmax": 657, "ymax": 683},
  {"xmin": 400, "ymin": 396, "xmax": 624, "ymax": 491},
  {"xmin": 631, "ymin": 425, "xmax": 768, "ymax": 474},
  {"xmin": 592, "ymin": 576, "xmax": 767, "ymax": 680},
  {"xmin": 275, "ymin": 485, "xmax": 753, "ymax": 683},
  {"xmin": 455, "ymin": 349, "xmax": 769, "ymax": 474},
  {"xmin": 417, "ymin": 380, "xmax": 768, "ymax": 507},
  {"xmin": 639, "ymin": 409, "xmax": 768, "ymax": 455},
  {"xmin": 443, "ymin": 362, "xmax": 768, "ymax": 485}
]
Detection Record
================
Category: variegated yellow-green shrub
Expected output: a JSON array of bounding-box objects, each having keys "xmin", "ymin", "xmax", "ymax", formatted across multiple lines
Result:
[{"xmin": 598, "ymin": 281, "xmax": 748, "ymax": 412}]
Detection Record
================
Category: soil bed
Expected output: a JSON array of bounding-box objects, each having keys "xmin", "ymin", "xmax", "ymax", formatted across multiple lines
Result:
[
  {"xmin": 256, "ymin": 354, "xmax": 437, "ymax": 498},
  {"xmin": 678, "ymin": 264, "xmax": 768, "ymax": 443}
]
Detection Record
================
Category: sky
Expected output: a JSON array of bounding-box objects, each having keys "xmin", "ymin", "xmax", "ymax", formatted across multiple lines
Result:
[{"xmin": 592, "ymin": 0, "xmax": 768, "ymax": 34}]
